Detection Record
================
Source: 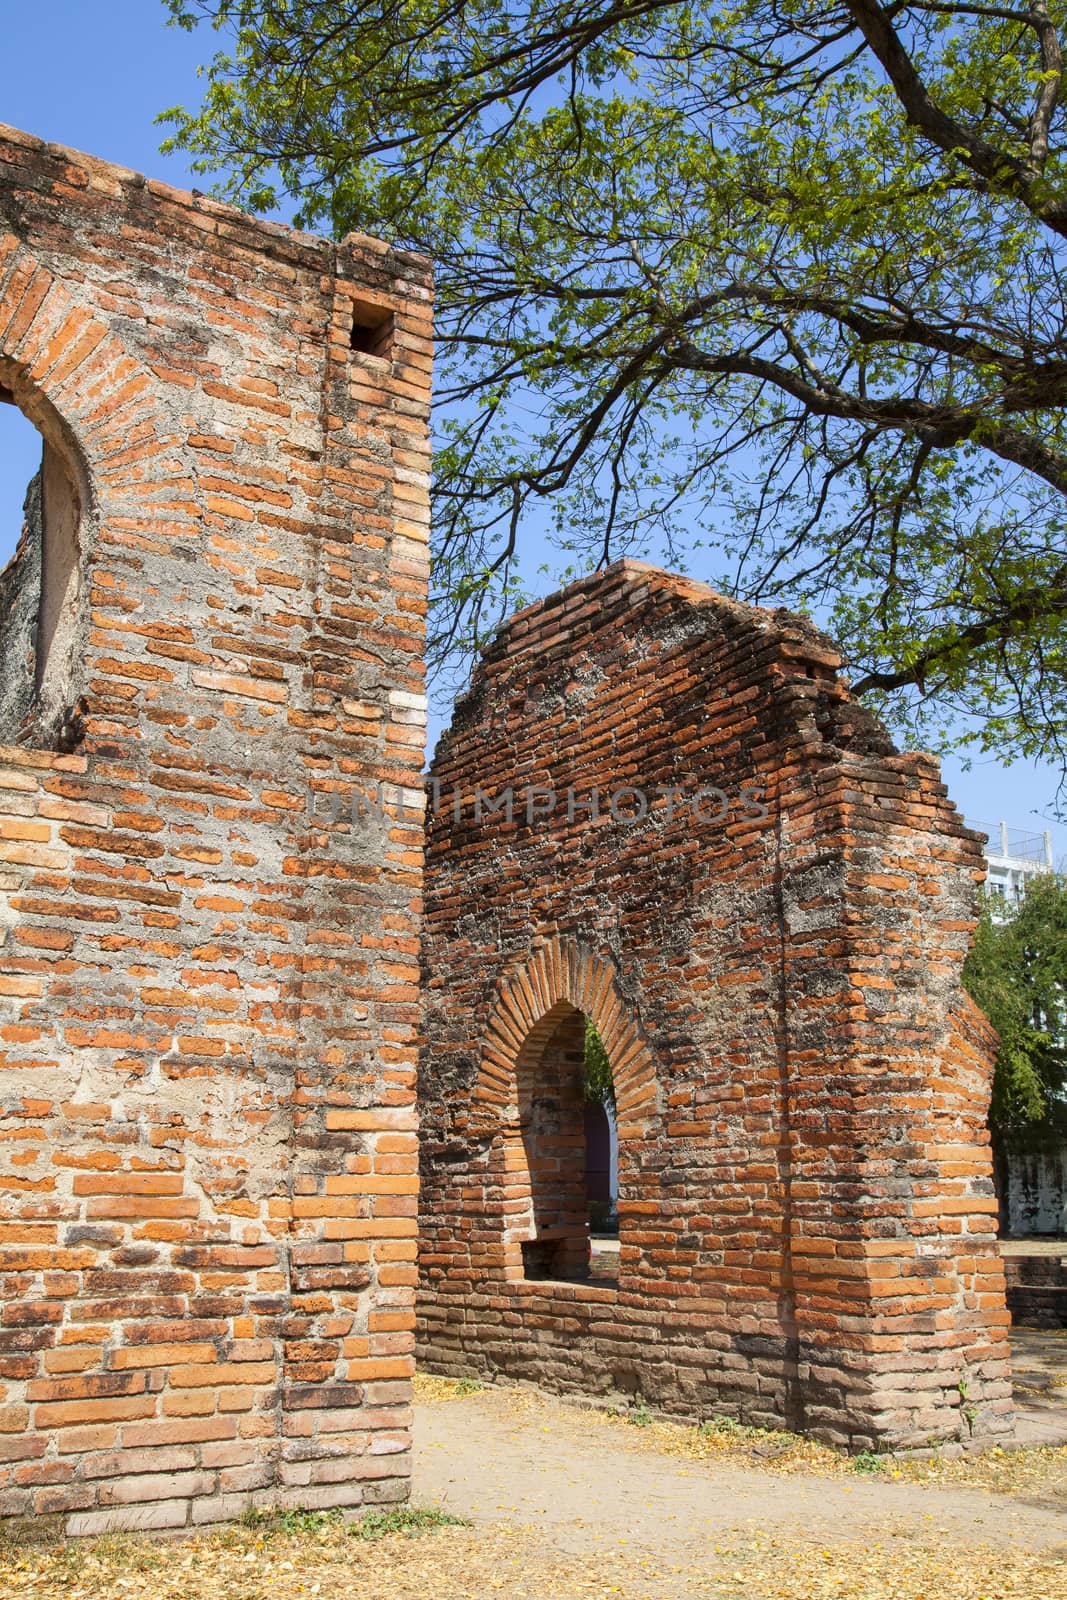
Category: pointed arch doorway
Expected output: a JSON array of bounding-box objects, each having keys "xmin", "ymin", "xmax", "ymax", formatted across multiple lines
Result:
[{"xmin": 469, "ymin": 937, "xmax": 657, "ymax": 1287}]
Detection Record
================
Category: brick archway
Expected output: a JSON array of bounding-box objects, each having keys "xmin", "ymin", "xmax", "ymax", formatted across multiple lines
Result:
[
  {"xmin": 476, "ymin": 936, "xmax": 658, "ymax": 1140},
  {"xmin": 1, "ymin": 231, "xmax": 188, "ymax": 744},
  {"xmin": 461, "ymin": 938, "xmax": 659, "ymax": 1286},
  {"xmin": 0, "ymin": 233, "xmax": 173, "ymax": 500}
]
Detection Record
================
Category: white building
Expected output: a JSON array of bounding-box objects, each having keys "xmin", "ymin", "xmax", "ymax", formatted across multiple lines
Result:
[
  {"xmin": 967, "ymin": 819, "xmax": 1065, "ymax": 1237},
  {"xmin": 967, "ymin": 819, "xmax": 1055, "ymax": 910}
]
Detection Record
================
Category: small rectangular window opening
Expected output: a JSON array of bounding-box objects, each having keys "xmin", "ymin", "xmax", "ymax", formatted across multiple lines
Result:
[
  {"xmin": 521, "ymin": 1239, "xmax": 563, "ymax": 1281},
  {"xmin": 349, "ymin": 299, "xmax": 394, "ymax": 360}
]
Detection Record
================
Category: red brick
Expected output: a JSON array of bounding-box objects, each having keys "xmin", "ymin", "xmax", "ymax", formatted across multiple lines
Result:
[{"xmin": 0, "ymin": 122, "xmax": 427, "ymax": 1533}]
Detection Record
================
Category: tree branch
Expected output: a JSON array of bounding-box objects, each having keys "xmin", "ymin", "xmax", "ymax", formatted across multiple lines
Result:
[
  {"xmin": 844, "ymin": 0, "xmax": 1067, "ymax": 232},
  {"xmin": 1026, "ymin": 1, "xmax": 1064, "ymax": 178},
  {"xmin": 851, "ymin": 571, "xmax": 1067, "ymax": 693},
  {"xmin": 668, "ymin": 339, "xmax": 1067, "ymax": 495}
]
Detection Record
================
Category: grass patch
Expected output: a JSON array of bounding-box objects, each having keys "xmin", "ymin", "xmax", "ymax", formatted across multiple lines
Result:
[
  {"xmin": 0, "ymin": 1516, "xmax": 1059, "ymax": 1600},
  {"xmin": 355, "ymin": 1506, "xmax": 468, "ymax": 1540},
  {"xmin": 239, "ymin": 1504, "xmax": 467, "ymax": 1541},
  {"xmin": 240, "ymin": 1505, "xmax": 345, "ymax": 1536},
  {"xmin": 413, "ymin": 1371, "xmax": 486, "ymax": 1403}
]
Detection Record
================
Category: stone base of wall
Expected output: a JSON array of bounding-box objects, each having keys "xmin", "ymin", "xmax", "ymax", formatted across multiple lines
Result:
[
  {"xmin": 418, "ymin": 1281, "xmax": 1015, "ymax": 1453},
  {"xmin": 1004, "ymin": 1251, "xmax": 1067, "ymax": 1329},
  {"xmin": 65, "ymin": 1468, "xmax": 410, "ymax": 1540}
]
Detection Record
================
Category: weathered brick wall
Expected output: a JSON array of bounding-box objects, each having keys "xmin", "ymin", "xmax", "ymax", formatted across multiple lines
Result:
[
  {"xmin": 0, "ymin": 125, "xmax": 430, "ymax": 1531},
  {"xmin": 419, "ymin": 562, "xmax": 1014, "ymax": 1452}
]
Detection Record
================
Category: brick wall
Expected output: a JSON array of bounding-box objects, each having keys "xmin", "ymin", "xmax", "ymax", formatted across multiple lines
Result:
[
  {"xmin": 419, "ymin": 562, "xmax": 1014, "ymax": 1452},
  {"xmin": 1003, "ymin": 1250, "xmax": 1067, "ymax": 1327},
  {"xmin": 0, "ymin": 125, "xmax": 431, "ymax": 1531}
]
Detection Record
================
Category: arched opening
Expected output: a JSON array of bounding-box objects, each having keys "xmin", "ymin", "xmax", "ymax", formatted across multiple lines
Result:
[
  {"xmin": 474, "ymin": 937, "xmax": 657, "ymax": 1292},
  {"xmin": 516, "ymin": 1004, "xmax": 620, "ymax": 1285},
  {"xmin": 0, "ymin": 374, "xmax": 82, "ymax": 744}
]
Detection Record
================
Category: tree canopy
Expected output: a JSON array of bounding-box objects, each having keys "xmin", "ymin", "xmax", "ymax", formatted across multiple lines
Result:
[
  {"xmin": 963, "ymin": 872, "xmax": 1067, "ymax": 1160},
  {"xmin": 583, "ymin": 1017, "xmax": 615, "ymax": 1108},
  {"xmin": 165, "ymin": 1, "xmax": 1067, "ymax": 789}
]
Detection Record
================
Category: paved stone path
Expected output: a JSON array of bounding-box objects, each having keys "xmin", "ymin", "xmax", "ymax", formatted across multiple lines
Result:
[{"xmin": 1013, "ymin": 1328, "xmax": 1067, "ymax": 1446}]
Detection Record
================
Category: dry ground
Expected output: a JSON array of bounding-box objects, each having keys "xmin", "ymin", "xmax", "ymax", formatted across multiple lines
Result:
[{"xmin": 2, "ymin": 1367, "xmax": 1067, "ymax": 1599}]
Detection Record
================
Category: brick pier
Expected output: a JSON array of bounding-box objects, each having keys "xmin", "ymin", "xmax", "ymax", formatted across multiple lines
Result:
[{"xmin": 0, "ymin": 125, "xmax": 431, "ymax": 1531}]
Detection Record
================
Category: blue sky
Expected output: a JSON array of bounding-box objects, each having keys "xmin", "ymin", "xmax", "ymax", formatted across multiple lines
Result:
[{"xmin": 0, "ymin": 0, "xmax": 1064, "ymax": 863}]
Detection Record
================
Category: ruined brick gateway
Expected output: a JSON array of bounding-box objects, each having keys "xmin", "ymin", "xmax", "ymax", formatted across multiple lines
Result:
[
  {"xmin": 0, "ymin": 125, "xmax": 1011, "ymax": 1533},
  {"xmin": 418, "ymin": 564, "xmax": 1015, "ymax": 1451}
]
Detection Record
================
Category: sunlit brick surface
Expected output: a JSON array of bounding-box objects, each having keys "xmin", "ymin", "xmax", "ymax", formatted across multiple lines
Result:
[{"xmin": 0, "ymin": 125, "xmax": 430, "ymax": 1531}]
